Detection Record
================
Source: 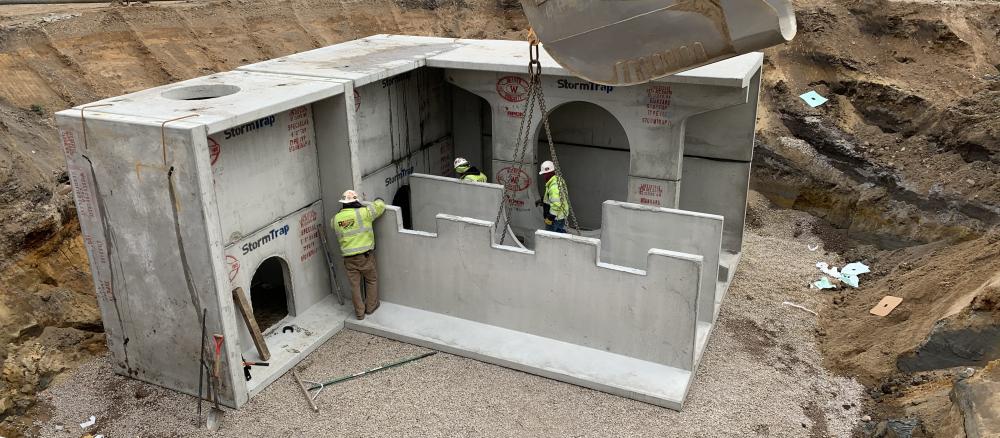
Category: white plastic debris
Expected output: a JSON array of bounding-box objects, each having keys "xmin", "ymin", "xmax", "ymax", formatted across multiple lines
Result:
[
  {"xmin": 840, "ymin": 274, "xmax": 860, "ymax": 288},
  {"xmin": 807, "ymin": 244, "xmax": 820, "ymax": 251},
  {"xmin": 816, "ymin": 262, "xmax": 840, "ymax": 277},
  {"xmin": 813, "ymin": 277, "xmax": 836, "ymax": 289},
  {"xmin": 841, "ymin": 262, "xmax": 870, "ymax": 276},
  {"xmin": 782, "ymin": 301, "xmax": 818, "ymax": 316},
  {"xmin": 816, "ymin": 261, "xmax": 870, "ymax": 288},
  {"xmin": 80, "ymin": 415, "xmax": 96, "ymax": 429},
  {"xmin": 800, "ymin": 90, "xmax": 828, "ymax": 107}
]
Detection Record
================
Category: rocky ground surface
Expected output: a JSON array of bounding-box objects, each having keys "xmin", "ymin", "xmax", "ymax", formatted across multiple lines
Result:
[{"xmin": 0, "ymin": 0, "xmax": 998, "ymax": 436}]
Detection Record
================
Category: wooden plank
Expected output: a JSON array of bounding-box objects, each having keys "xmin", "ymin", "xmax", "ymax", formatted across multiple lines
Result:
[{"xmin": 232, "ymin": 287, "xmax": 271, "ymax": 361}]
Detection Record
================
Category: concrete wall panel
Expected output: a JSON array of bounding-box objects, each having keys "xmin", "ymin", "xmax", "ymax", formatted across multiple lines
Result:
[
  {"xmin": 627, "ymin": 177, "xmax": 680, "ymax": 208},
  {"xmin": 358, "ymin": 137, "xmax": 453, "ymax": 202},
  {"xmin": 224, "ymin": 202, "xmax": 331, "ymax": 358},
  {"xmin": 373, "ymin": 207, "xmax": 704, "ymax": 370},
  {"xmin": 447, "ymin": 68, "xmax": 751, "ymax": 234},
  {"xmin": 56, "ymin": 113, "xmax": 244, "ymax": 406},
  {"xmin": 678, "ymin": 158, "xmax": 751, "ymax": 255},
  {"xmin": 684, "ymin": 70, "xmax": 761, "ymax": 162},
  {"xmin": 452, "ymin": 86, "xmax": 486, "ymax": 169},
  {"xmin": 600, "ymin": 201, "xmax": 723, "ymax": 323},
  {"xmin": 355, "ymin": 69, "xmax": 451, "ymax": 177},
  {"xmin": 209, "ymin": 105, "xmax": 320, "ymax": 245},
  {"xmin": 409, "ymin": 174, "xmax": 504, "ymax": 233},
  {"xmin": 314, "ymin": 93, "xmax": 357, "ymax": 293}
]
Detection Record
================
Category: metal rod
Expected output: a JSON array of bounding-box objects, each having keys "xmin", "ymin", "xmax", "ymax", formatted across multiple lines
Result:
[
  {"xmin": 293, "ymin": 371, "xmax": 319, "ymax": 413},
  {"xmin": 196, "ymin": 308, "xmax": 206, "ymax": 426},
  {"xmin": 310, "ymin": 351, "xmax": 436, "ymax": 389}
]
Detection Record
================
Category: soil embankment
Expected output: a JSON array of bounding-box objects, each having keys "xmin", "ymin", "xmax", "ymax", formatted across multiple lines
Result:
[{"xmin": 0, "ymin": 0, "xmax": 999, "ymax": 436}]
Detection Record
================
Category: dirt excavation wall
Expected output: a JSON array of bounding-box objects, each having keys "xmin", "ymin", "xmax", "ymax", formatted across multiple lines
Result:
[{"xmin": 2, "ymin": 0, "xmax": 1000, "ymax": 435}]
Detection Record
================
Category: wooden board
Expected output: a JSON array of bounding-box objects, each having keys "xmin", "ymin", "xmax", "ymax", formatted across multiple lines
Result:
[
  {"xmin": 870, "ymin": 296, "xmax": 903, "ymax": 317},
  {"xmin": 232, "ymin": 287, "xmax": 271, "ymax": 361}
]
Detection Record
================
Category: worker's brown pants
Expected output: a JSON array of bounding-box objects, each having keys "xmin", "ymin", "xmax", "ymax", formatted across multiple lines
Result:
[{"xmin": 344, "ymin": 251, "xmax": 379, "ymax": 317}]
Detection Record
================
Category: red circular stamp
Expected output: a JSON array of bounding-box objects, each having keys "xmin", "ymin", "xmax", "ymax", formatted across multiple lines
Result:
[
  {"xmin": 353, "ymin": 89, "xmax": 361, "ymax": 112},
  {"xmin": 496, "ymin": 166, "xmax": 531, "ymax": 192},
  {"xmin": 208, "ymin": 137, "xmax": 220, "ymax": 166},
  {"xmin": 225, "ymin": 255, "xmax": 240, "ymax": 282},
  {"xmin": 496, "ymin": 76, "xmax": 529, "ymax": 103}
]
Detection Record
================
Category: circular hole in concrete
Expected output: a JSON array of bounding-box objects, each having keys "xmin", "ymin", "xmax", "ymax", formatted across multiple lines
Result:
[{"xmin": 161, "ymin": 84, "xmax": 240, "ymax": 101}]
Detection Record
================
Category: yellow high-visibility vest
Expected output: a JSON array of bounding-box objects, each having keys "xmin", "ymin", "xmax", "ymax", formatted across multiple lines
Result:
[
  {"xmin": 332, "ymin": 200, "xmax": 385, "ymax": 256},
  {"xmin": 543, "ymin": 176, "xmax": 569, "ymax": 220},
  {"xmin": 461, "ymin": 172, "xmax": 488, "ymax": 183}
]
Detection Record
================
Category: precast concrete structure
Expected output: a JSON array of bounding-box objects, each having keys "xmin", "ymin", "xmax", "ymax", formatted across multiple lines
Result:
[{"xmin": 56, "ymin": 35, "xmax": 762, "ymax": 409}]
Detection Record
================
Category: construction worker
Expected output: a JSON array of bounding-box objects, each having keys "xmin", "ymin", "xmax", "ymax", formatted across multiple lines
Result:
[
  {"xmin": 331, "ymin": 190, "xmax": 386, "ymax": 320},
  {"xmin": 538, "ymin": 160, "xmax": 569, "ymax": 233},
  {"xmin": 454, "ymin": 157, "xmax": 488, "ymax": 182}
]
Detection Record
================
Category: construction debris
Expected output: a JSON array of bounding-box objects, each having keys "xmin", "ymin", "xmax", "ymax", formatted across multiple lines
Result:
[
  {"xmin": 812, "ymin": 277, "xmax": 836, "ymax": 290},
  {"xmin": 870, "ymin": 296, "xmax": 903, "ymax": 317},
  {"xmin": 782, "ymin": 301, "xmax": 818, "ymax": 316},
  {"xmin": 79, "ymin": 415, "xmax": 95, "ymax": 429},
  {"xmin": 799, "ymin": 90, "xmax": 829, "ymax": 107},
  {"xmin": 815, "ymin": 261, "xmax": 871, "ymax": 289}
]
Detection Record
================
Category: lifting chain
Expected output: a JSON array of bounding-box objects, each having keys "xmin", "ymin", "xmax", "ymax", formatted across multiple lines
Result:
[{"xmin": 495, "ymin": 32, "xmax": 580, "ymax": 244}]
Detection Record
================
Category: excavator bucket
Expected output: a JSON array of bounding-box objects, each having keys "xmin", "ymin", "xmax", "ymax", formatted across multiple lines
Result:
[{"xmin": 521, "ymin": 0, "xmax": 797, "ymax": 86}]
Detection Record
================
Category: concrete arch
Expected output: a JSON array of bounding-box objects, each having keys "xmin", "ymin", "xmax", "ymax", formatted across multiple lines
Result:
[
  {"xmin": 535, "ymin": 101, "xmax": 630, "ymax": 230},
  {"xmin": 249, "ymin": 255, "xmax": 296, "ymax": 327}
]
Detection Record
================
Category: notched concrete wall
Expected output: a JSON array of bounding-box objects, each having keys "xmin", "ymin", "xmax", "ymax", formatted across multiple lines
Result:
[
  {"xmin": 408, "ymin": 174, "xmax": 520, "ymax": 246},
  {"xmin": 601, "ymin": 200, "xmax": 723, "ymax": 323},
  {"xmin": 373, "ymin": 206, "xmax": 704, "ymax": 371}
]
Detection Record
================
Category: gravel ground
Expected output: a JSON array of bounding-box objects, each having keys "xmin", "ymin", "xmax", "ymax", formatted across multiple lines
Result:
[{"xmin": 29, "ymin": 193, "xmax": 865, "ymax": 437}]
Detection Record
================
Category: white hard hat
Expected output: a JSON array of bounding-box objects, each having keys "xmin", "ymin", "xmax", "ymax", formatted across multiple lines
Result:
[
  {"xmin": 539, "ymin": 160, "xmax": 555, "ymax": 175},
  {"xmin": 454, "ymin": 157, "xmax": 469, "ymax": 169},
  {"xmin": 338, "ymin": 190, "xmax": 359, "ymax": 204}
]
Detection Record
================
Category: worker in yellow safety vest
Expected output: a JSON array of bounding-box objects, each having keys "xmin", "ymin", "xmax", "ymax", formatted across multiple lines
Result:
[
  {"xmin": 538, "ymin": 160, "xmax": 569, "ymax": 233},
  {"xmin": 454, "ymin": 157, "xmax": 488, "ymax": 183},
  {"xmin": 331, "ymin": 190, "xmax": 386, "ymax": 320}
]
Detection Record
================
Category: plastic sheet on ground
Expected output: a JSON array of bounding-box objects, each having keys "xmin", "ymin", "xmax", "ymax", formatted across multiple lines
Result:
[
  {"xmin": 812, "ymin": 277, "xmax": 836, "ymax": 289},
  {"xmin": 814, "ymin": 261, "xmax": 870, "ymax": 289},
  {"xmin": 800, "ymin": 90, "xmax": 828, "ymax": 107},
  {"xmin": 841, "ymin": 262, "xmax": 870, "ymax": 276}
]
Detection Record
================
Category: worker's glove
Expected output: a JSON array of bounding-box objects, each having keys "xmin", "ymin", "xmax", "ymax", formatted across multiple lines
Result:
[{"xmin": 544, "ymin": 218, "xmax": 553, "ymax": 226}]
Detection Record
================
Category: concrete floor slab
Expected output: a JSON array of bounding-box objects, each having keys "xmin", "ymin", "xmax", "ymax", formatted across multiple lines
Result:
[
  {"xmin": 348, "ymin": 302, "xmax": 693, "ymax": 410},
  {"xmin": 245, "ymin": 294, "xmax": 353, "ymax": 397}
]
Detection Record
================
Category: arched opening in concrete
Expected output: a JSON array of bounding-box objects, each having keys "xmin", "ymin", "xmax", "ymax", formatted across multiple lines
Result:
[
  {"xmin": 451, "ymin": 85, "xmax": 494, "ymax": 180},
  {"xmin": 249, "ymin": 256, "xmax": 294, "ymax": 331},
  {"xmin": 537, "ymin": 101, "xmax": 629, "ymax": 231}
]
